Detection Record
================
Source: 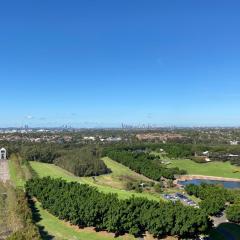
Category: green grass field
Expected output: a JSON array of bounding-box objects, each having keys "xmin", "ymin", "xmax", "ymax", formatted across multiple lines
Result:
[
  {"xmin": 169, "ymin": 159, "xmax": 240, "ymax": 179},
  {"xmin": 30, "ymin": 159, "xmax": 161, "ymax": 201},
  {"xmin": 28, "ymin": 159, "xmax": 162, "ymax": 240},
  {"xmin": 84, "ymin": 157, "xmax": 151, "ymax": 189},
  {"xmin": 8, "ymin": 157, "xmax": 25, "ymax": 188},
  {"xmin": 8, "ymin": 157, "xmax": 139, "ymax": 240}
]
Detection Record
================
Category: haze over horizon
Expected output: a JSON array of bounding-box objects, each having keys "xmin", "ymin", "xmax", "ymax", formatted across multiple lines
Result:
[{"xmin": 1, "ymin": 0, "xmax": 240, "ymax": 127}]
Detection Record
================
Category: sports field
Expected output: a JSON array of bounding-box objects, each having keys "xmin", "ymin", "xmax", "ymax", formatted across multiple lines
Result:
[{"xmin": 169, "ymin": 159, "xmax": 240, "ymax": 179}]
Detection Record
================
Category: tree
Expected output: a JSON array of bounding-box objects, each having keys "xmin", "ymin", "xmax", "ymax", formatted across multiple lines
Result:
[{"xmin": 226, "ymin": 204, "xmax": 240, "ymax": 223}]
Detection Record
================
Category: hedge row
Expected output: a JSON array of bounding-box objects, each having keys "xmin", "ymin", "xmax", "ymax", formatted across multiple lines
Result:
[{"xmin": 26, "ymin": 177, "xmax": 211, "ymax": 238}]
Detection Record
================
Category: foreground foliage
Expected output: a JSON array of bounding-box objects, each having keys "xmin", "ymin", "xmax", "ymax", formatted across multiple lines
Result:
[
  {"xmin": 26, "ymin": 177, "xmax": 211, "ymax": 238},
  {"xmin": 185, "ymin": 183, "xmax": 240, "ymax": 216},
  {"xmin": 0, "ymin": 183, "xmax": 40, "ymax": 240}
]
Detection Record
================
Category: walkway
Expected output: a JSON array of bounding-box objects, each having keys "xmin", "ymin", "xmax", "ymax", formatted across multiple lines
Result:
[{"xmin": 0, "ymin": 160, "xmax": 9, "ymax": 183}]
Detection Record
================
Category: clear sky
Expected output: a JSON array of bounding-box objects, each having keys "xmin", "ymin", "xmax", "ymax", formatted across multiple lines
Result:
[{"xmin": 1, "ymin": 0, "xmax": 240, "ymax": 127}]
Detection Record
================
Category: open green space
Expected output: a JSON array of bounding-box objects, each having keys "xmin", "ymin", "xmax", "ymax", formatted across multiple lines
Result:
[
  {"xmin": 30, "ymin": 160, "xmax": 162, "ymax": 201},
  {"xmin": 8, "ymin": 157, "xmax": 25, "ymax": 188},
  {"xmin": 85, "ymin": 157, "xmax": 151, "ymax": 189},
  {"xmin": 168, "ymin": 159, "xmax": 240, "ymax": 179},
  {"xmin": 34, "ymin": 201, "xmax": 135, "ymax": 240},
  {"xmin": 8, "ymin": 157, "xmax": 138, "ymax": 240}
]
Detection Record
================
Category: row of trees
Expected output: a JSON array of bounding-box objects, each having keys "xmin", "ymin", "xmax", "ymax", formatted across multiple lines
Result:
[
  {"xmin": 26, "ymin": 177, "xmax": 211, "ymax": 238},
  {"xmin": 185, "ymin": 183, "xmax": 240, "ymax": 219},
  {"xmin": 104, "ymin": 149, "xmax": 186, "ymax": 180}
]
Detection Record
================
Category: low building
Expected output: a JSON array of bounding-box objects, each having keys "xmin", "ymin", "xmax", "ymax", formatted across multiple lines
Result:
[{"xmin": 230, "ymin": 140, "xmax": 239, "ymax": 145}]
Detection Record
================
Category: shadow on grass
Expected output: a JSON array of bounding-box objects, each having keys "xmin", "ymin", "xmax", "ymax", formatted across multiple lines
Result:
[{"xmin": 28, "ymin": 198, "xmax": 55, "ymax": 240}]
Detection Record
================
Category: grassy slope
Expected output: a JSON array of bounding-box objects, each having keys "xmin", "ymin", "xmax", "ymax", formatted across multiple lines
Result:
[
  {"xmin": 8, "ymin": 157, "xmax": 137, "ymax": 240},
  {"xmin": 169, "ymin": 159, "xmax": 240, "ymax": 179},
  {"xmin": 82, "ymin": 157, "xmax": 154, "ymax": 192},
  {"xmin": 30, "ymin": 159, "xmax": 162, "ymax": 201},
  {"xmin": 8, "ymin": 157, "xmax": 25, "ymax": 188}
]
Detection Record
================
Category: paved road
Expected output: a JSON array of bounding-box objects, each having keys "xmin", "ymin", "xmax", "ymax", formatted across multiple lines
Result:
[{"xmin": 0, "ymin": 160, "xmax": 9, "ymax": 183}]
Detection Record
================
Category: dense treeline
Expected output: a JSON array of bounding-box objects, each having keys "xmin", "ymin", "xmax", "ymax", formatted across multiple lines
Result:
[
  {"xmin": 104, "ymin": 149, "xmax": 186, "ymax": 180},
  {"xmin": 185, "ymin": 183, "xmax": 240, "ymax": 216},
  {"xmin": 55, "ymin": 147, "xmax": 110, "ymax": 176},
  {"xmin": 21, "ymin": 144, "xmax": 109, "ymax": 177},
  {"xmin": 26, "ymin": 177, "xmax": 211, "ymax": 238},
  {"xmin": 103, "ymin": 143, "xmax": 194, "ymax": 158},
  {"xmin": 22, "ymin": 145, "xmax": 59, "ymax": 163}
]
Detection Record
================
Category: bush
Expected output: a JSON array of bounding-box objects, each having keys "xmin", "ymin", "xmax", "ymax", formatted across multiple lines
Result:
[{"xmin": 226, "ymin": 204, "xmax": 240, "ymax": 223}]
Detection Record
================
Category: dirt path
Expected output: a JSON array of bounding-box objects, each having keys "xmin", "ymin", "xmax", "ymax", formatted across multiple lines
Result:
[{"xmin": 0, "ymin": 160, "xmax": 10, "ymax": 183}]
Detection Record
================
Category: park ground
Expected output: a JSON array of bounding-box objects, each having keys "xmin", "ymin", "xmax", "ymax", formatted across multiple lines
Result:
[
  {"xmin": 9, "ymin": 155, "xmax": 156, "ymax": 240},
  {"xmin": 7, "ymin": 154, "xmax": 240, "ymax": 240},
  {"xmin": 155, "ymin": 156, "xmax": 240, "ymax": 178},
  {"xmin": 168, "ymin": 159, "xmax": 240, "ymax": 179},
  {"xmin": 152, "ymin": 151, "xmax": 240, "ymax": 179},
  {"xmin": 29, "ymin": 157, "xmax": 163, "ymax": 201}
]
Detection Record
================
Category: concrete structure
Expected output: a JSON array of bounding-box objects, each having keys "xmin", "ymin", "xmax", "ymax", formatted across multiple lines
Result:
[{"xmin": 0, "ymin": 148, "xmax": 7, "ymax": 160}]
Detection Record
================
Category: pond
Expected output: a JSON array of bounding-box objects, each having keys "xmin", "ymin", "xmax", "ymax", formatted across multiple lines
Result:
[{"xmin": 178, "ymin": 179, "xmax": 240, "ymax": 189}]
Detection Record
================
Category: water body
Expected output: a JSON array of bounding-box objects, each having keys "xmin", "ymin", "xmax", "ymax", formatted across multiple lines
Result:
[{"xmin": 178, "ymin": 179, "xmax": 240, "ymax": 189}]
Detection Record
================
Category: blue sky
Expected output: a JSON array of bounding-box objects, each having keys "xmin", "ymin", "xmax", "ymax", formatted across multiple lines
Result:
[{"xmin": 0, "ymin": 0, "xmax": 240, "ymax": 127}]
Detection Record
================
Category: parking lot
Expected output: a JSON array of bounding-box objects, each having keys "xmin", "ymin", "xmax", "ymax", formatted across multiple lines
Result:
[{"xmin": 162, "ymin": 193, "xmax": 198, "ymax": 207}]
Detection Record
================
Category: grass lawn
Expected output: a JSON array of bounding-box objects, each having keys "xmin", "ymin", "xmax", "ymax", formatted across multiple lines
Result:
[
  {"xmin": 34, "ymin": 201, "xmax": 135, "ymax": 240},
  {"xmin": 8, "ymin": 158, "xmax": 25, "ymax": 188},
  {"xmin": 82, "ymin": 157, "xmax": 151, "ymax": 189},
  {"xmin": 169, "ymin": 159, "xmax": 240, "ymax": 179},
  {"xmin": 30, "ymin": 160, "xmax": 162, "ymax": 201}
]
